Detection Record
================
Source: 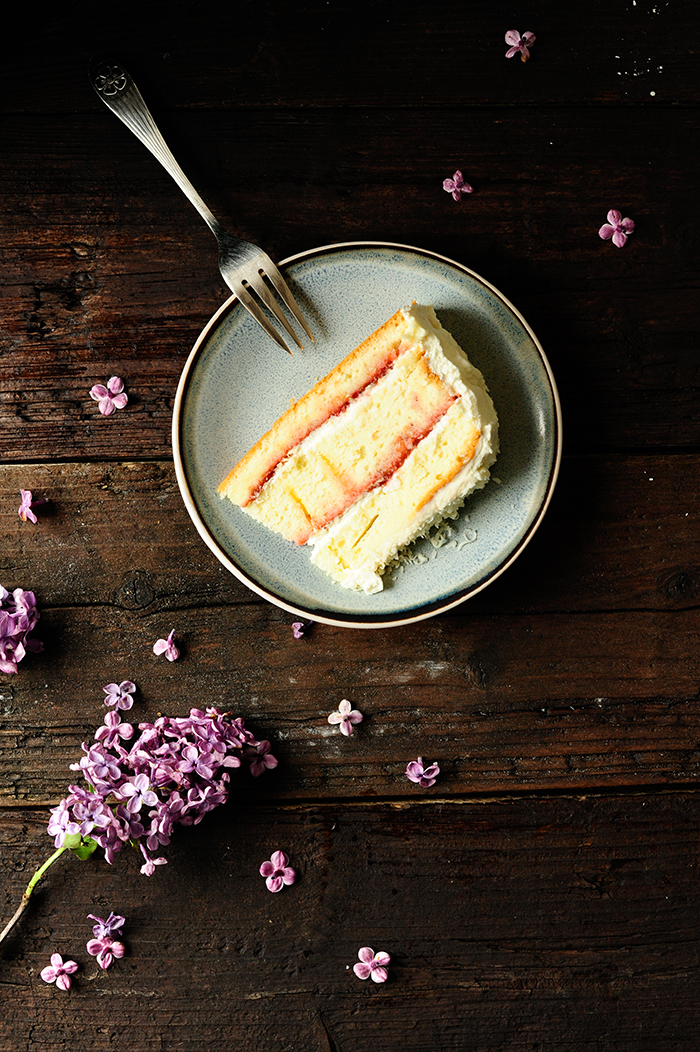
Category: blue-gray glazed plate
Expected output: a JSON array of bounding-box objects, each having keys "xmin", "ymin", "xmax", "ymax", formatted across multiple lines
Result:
[{"xmin": 173, "ymin": 242, "xmax": 562, "ymax": 629}]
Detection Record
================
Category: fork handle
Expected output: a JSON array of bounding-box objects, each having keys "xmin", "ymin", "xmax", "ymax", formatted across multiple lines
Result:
[{"xmin": 89, "ymin": 59, "xmax": 221, "ymax": 237}]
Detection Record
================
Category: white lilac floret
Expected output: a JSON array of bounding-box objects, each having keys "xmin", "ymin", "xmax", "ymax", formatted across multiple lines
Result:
[{"xmin": 0, "ymin": 586, "xmax": 43, "ymax": 675}]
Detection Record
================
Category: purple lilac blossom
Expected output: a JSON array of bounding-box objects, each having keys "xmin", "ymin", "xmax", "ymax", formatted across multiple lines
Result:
[
  {"xmin": 90, "ymin": 376, "xmax": 128, "ymax": 416},
  {"xmin": 353, "ymin": 947, "xmax": 391, "ymax": 983},
  {"xmin": 0, "ymin": 586, "xmax": 43, "ymax": 674},
  {"xmin": 40, "ymin": 953, "xmax": 79, "ymax": 991},
  {"xmin": 246, "ymin": 740, "xmax": 279, "ymax": 776},
  {"xmin": 505, "ymin": 30, "xmax": 535, "ymax": 62},
  {"xmin": 88, "ymin": 912, "xmax": 125, "ymax": 938},
  {"xmin": 328, "ymin": 699, "xmax": 363, "ymax": 737},
  {"xmin": 259, "ymin": 850, "xmax": 296, "ymax": 892},
  {"xmin": 405, "ymin": 756, "xmax": 440, "ymax": 787},
  {"xmin": 442, "ymin": 170, "xmax": 473, "ymax": 200},
  {"xmin": 599, "ymin": 209, "xmax": 635, "ymax": 248},
  {"xmin": 103, "ymin": 680, "xmax": 136, "ymax": 710},
  {"xmin": 50, "ymin": 704, "xmax": 278, "ymax": 876},
  {"xmin": 153, "ymin": 630, "xmax": 179, "ymax": 661}
]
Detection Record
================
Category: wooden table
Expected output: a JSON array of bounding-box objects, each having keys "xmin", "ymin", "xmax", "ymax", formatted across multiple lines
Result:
[{"xmin": 2, "ymin": 2, "xmax": 699, "ymax": 1048}]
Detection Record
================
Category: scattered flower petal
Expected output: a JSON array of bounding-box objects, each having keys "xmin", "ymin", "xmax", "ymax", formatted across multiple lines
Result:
[
  {"xmin": 353, "ymin": 946, "xmax": 391, "ymax": 983},
  {"xmin": 90, "ymin": 376, "xmax": 128, "ymax": 416},
  {"xmin": 442, "ymin": 170, "xmax": 473, "ymax": 201},
  {"xmin": 599, "ymin": 209, "xmax": 635, "ymax": 248},
  {"xmin": 18, "ymin": 489, "xmax": 49, "ymax": 523},
  {"xmin": 103, "ymin": 680, "xmax": 136, "ymax": 710},
  {"xmin": 153, "ymin": 629, "xmax": 179, "ymax": 661},
  {"xmin": 40, "ymin": 953, "xmax": 79, "ymax": 991},
  {"xmin": 405, "ymin": 756, "xmax": 440, "ymax": 787},
  {"xmin": 505, "ymin": 30, "xmax": 535, "ymax": 62},
  {"xmin": 328, "ymin": 698, "xmax": 364, "ymax": 737},
  {"xmin": 259, "ymin": 850, "xmax": 296, "ymax": 892}
]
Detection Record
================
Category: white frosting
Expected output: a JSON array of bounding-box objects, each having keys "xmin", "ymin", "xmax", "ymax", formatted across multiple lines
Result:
[{"xmin": 307, "ymin": 305, "xmax": 499, "ymax": 592}]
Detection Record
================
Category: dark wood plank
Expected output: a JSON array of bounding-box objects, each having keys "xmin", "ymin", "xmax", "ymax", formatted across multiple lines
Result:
[
  {"xmin": 0, "ymin": 103, "xmax": 698, "ymax": 460},
  {"xmin": 1, "ymin": 457, "xmax": 700, "ymax": 804},
  {"xmin": 2, "ymin": 795, "xmax": 699, "ymax": 1051},
  {"xmin": 3, "ymin": 0, "xmax": 697, "ymax": 114}
]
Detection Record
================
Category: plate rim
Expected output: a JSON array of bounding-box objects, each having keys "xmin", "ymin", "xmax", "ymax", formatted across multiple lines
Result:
[{"xmin": 172, "ymin": 240, "xmax": 563, "ymax": 629}]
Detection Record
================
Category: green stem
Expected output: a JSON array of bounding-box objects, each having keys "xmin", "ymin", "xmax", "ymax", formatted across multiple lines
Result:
[{"xmin": 0, "ymin": 845, "xmax": 68, "ymax": 945}]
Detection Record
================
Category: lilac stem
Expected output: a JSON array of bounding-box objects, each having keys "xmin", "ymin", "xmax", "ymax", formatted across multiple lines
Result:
[{"xmin": 0, "ymin": 844, "xmax": 68, "ymax": 945}]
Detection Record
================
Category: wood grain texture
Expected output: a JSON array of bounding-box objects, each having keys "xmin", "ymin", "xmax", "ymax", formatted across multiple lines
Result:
[
  {"xmin": 1, "ymin": 0, "xmax": 700, "ymax": 1047},
  {"xmin": 1, "ymin": 458, "xmax": 700, "ymax": 804},
  {"xmin": 2, "ymin": 796, "xmax": 699, "ymax": 1052}
]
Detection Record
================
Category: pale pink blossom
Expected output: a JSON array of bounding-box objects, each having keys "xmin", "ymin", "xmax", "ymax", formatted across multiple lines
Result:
[
  {"xmin": 443, "ymin": 170, "xmax": 473, "ymax": 201},
  {"xmin": 40, "ymin": 953, "xmax": 79, "ymax": 991},
  {"xmin": 353, "ymin": 946, "xmax": 390, "ymax": 983},
  {"xmin": 406, "ymin": 756, "xmax": 440, "ymax": 787},
  {"xmin": 328, "ymin": 699, "xmax": 363, "ymax": 737},
  {"xmin": 153, "ymin": 630, "xmax": 179, "ymax": 661},
  {"xmin": 599, "ymin": 209, "xmax": 635, "ymax": 248},
  {"xmin": 505, "ymin": 30, "xmax": 535, "ymax": 62},
  {"xmin": 260, "ymin": 850, "xmax": 296, "ymax": 892},
  {"xmin": 90, "ymin": 376, "xmax": 128, "ymax": 416}
]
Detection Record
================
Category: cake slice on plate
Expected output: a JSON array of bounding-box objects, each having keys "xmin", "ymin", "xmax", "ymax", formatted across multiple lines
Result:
[{"xmin": 218, "ymin": 304, "xmax": 499, "ymax": 594}]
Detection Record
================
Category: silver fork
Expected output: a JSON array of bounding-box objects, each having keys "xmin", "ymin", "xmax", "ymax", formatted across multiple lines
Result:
[{"xmin": 89, "ymin": 59, "xmax": 312, "ymax": 354}]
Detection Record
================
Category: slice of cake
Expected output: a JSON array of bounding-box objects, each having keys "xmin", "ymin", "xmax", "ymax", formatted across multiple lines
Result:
[{"xmin": 218, "ymin": 304, "xmax": 499, "ymax": 593}]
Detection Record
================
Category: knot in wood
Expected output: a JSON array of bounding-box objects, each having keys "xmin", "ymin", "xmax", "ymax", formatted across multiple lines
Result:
[{"xmin": 115, "ymin": 571, "xmax": 155, "ymax": 610}]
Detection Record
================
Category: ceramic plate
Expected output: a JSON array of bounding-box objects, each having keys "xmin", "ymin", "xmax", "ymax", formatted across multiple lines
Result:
[{"xmin": 173, "ymin": 242, "xmax": 562, "ymax": 628}]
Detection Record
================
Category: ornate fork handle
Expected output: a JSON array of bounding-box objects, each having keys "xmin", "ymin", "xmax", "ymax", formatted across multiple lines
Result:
[
  {"xmin": 90, "ymin": 61, "xmax": 221, "ymax": 238},
  {"xmin": 89, "ymin": 59, "xmax": 311, "ymax": 351}
]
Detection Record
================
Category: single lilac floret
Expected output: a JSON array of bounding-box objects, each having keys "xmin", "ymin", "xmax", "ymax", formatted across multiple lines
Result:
[
  {"xmin": 442, "ymin": 170, "xmax": 473, "ymax": 201},
  {"xmin": 260, "ymin": 850, "xmax": 296, "ymax": 892},
  {"xmin": 153, "ymin": 629, "xmax": 179, "ymax": 661},
  {"xmin": 505, "ymin": 30, "xmax": 535, "ymax": 62},
  {"xmin": 90, "ymin": 375, "xmax": 128, "ymax": 416},
  {"xmin": 328, "ymin": 699, "xmax": 363, "ymax": 737},
  {"xmin": 248, "ymin": 739, "xmax": 279, "ymax": 777},
  {"xmin": 40, "ymin": 953, "xmax": 79, "ymax": 991},
  {"xmin": 103, "ymin": 680, "xmax": 136, "ymax": 710},
  {"xmin": 87, "ymin": 934, "xmax": 125, "ymax": 970},
  {"xmin": 599, "ymin": 209, "xmax": 635, "ymax": 248},
  {"xmin": 405, "ymin": 756, "xmax": 440, "ymax": 788},
  {"xmin": 18, "ymin": 490, "xmax": 48, "ymax": 524},
  {"xmin": 88, "ymin": 911, "xmax": 125, "ymax": 939},
  {"xmin": 353, "ymin": 946, "xmax": 391, "ymax": 983}
]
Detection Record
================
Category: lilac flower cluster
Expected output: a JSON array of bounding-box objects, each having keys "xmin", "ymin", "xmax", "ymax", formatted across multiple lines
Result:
[
  {"xmin": 47, "ymin": 706, "xmax": 278, "ymax": 876},
  {"xmin": 0, "ymin": 586, "xmax": 43, "ymax": 675}
]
